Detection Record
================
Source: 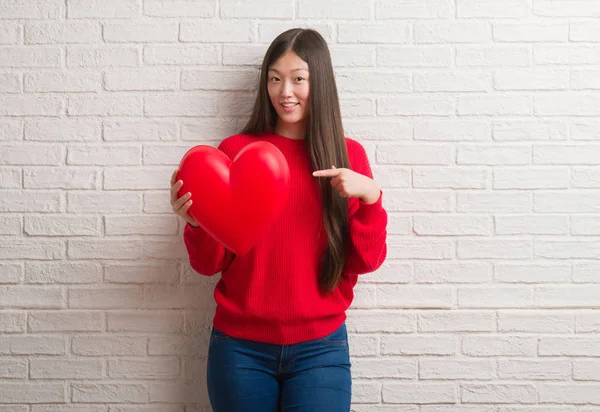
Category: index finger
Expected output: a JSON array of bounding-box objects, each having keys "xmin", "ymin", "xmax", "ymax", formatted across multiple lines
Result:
[
  {"xmin": 312, "ymin": 169, "xmax": 340, "ymax": 177},
  {"xmin": 170, "ymin": 169, "xmax": 178, "ymax": 186}
]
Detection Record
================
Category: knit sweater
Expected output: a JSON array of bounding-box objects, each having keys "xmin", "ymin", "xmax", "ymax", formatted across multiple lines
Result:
[{"xmin": 183, "ymin": 132, "xmax": 388, "ymax": 345}]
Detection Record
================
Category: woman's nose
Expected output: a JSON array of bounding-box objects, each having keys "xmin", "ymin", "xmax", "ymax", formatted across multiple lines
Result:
[{"xmin": 280, "ymin": 81, "xmax": 292, "ymax": 97}]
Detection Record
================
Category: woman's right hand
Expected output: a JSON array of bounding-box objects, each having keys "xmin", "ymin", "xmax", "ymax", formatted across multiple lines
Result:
[{"xmin": 170, "ymin": 169, "xmax": 200, "ymax": 228}]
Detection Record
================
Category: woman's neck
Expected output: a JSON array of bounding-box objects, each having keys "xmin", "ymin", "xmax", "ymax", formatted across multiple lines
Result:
[{"xmin": 274, "ymin": 121, "xmax": 306, "ymax": 140}]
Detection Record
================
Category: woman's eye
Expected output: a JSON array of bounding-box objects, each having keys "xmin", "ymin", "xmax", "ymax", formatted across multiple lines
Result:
[
  {"xmin": 269, "ymin": 77, "xmax": 280, "ymax": 82},
  {"xmin": 295, "ymin": 77, "xmax": 304, "ymax": 82}
]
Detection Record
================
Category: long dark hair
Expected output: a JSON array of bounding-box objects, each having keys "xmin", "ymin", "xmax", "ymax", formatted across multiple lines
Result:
[{"xmin": 241, "ymin": 28, "xmax": 349, "ymax": 295}]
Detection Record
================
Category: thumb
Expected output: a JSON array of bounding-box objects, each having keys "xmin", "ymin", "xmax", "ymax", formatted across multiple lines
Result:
[{"xmin": 332, "ymin": 165, "xmax": 336, "ymax": 169}]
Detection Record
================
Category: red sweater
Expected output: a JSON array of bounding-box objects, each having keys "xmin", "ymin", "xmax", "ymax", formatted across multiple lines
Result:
[{"xmin": 183, "ymin": 132, "xmax": 387, "ymax": 345}]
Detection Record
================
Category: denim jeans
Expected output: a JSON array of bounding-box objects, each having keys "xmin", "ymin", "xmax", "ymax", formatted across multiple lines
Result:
[{"xmin": 206, "ymin": 322, "xmax": 352, "ymax": 412}]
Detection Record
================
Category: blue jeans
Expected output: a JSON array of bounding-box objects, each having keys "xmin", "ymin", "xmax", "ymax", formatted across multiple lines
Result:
[{"xmin": 207, "ymin": 323, "xmax": 352, "ymax": 412}]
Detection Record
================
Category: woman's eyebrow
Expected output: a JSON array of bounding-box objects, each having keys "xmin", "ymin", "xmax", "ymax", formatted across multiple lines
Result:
[{"xmin": 268, "ymin": 68, "xmax": 309, "ymax": 73}]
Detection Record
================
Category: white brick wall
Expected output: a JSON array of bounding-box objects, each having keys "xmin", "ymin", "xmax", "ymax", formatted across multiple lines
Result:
[{"xmin": 1, "ymin": 0, "xmax": 599, "ymax": 410}]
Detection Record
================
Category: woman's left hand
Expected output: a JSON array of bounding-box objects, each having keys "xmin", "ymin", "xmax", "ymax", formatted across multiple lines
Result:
[{"xmin": 313, "ymin": 166, "xmax": 381, "ymax": 204}]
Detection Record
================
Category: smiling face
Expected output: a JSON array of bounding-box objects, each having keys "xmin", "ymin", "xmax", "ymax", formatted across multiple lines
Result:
[{"xmin": 267, "ymin": 51, "xmax": 310, "ymax": 138}]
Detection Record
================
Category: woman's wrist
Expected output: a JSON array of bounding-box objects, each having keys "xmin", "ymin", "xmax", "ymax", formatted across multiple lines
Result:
[{"xmin": 360, "ymin": 183, "xmax": 381, "ymax": 204}]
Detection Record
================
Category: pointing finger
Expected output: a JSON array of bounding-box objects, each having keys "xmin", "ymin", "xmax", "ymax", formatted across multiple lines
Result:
[{"xmin": 312, "ymin": 168, "xmax": 341, "ymax": 177}]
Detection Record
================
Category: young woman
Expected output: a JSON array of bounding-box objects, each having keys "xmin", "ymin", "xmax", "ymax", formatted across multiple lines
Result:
[{"xmin": 170, "ymin": 28, "xmax": 387, "ymax": 412}]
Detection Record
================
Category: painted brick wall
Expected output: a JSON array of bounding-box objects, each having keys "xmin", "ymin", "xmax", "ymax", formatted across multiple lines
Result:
[{"xmin": 1, "ymin": 0, "xmax": 600, "ymax": 410}]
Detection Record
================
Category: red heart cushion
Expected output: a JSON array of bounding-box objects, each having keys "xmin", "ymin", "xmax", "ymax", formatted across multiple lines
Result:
[{"xmin": 177, "ymin": 141, "xmax": 290, "ymax": 256}]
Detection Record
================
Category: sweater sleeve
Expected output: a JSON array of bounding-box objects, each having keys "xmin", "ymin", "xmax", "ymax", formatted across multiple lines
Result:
[
  {"xmin": 182, "ymin": 139, "xmax": 236, "ymax": 276},
  {"xmin": 343, "ymin": 139, "xmax": 388, "ymax": 276},
  {"xmin": 184, "ymin": 223, "xmax": 235, "ymax": 276}
]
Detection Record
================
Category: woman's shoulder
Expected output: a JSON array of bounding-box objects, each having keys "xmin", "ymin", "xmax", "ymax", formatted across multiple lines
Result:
[
  {"xmin": 344, "ymin": 136, "xmax": 363, "ymax": 151},
  {"xmin": 344, "ymin": 136, "xmax": 369, "ymax": 160},
  {"xmin": 344, "ymin": 136, "xmax": 372, "ymax": 173},
  {"xmin": 220, "ymin": 132, "xmax": 256, "ymax": 146},
  {"xmin": 218, "ymin": 133, "xmax": 259, "ymax": 154}
]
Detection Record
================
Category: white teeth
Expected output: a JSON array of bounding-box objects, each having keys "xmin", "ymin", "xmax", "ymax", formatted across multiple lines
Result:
[{"xmin": 282, "ymin": 103, "xmax": 298, "ymax": 107}]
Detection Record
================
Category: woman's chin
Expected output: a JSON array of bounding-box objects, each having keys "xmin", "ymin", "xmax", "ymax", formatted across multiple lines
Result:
[{"xmin": 277, "ymin": 115, "xmax": 305, "ymax": 125}]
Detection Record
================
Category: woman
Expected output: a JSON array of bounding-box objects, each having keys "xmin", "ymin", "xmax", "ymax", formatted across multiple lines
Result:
[{"xmin": 170, "ymin": 28, "xmax": 387, "ymax": 412}]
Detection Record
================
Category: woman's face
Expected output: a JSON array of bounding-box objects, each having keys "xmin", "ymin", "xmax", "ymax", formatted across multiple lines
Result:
[{"xmin": 267, "ymin": 51, "xmax": 310, "ymax": 129}]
